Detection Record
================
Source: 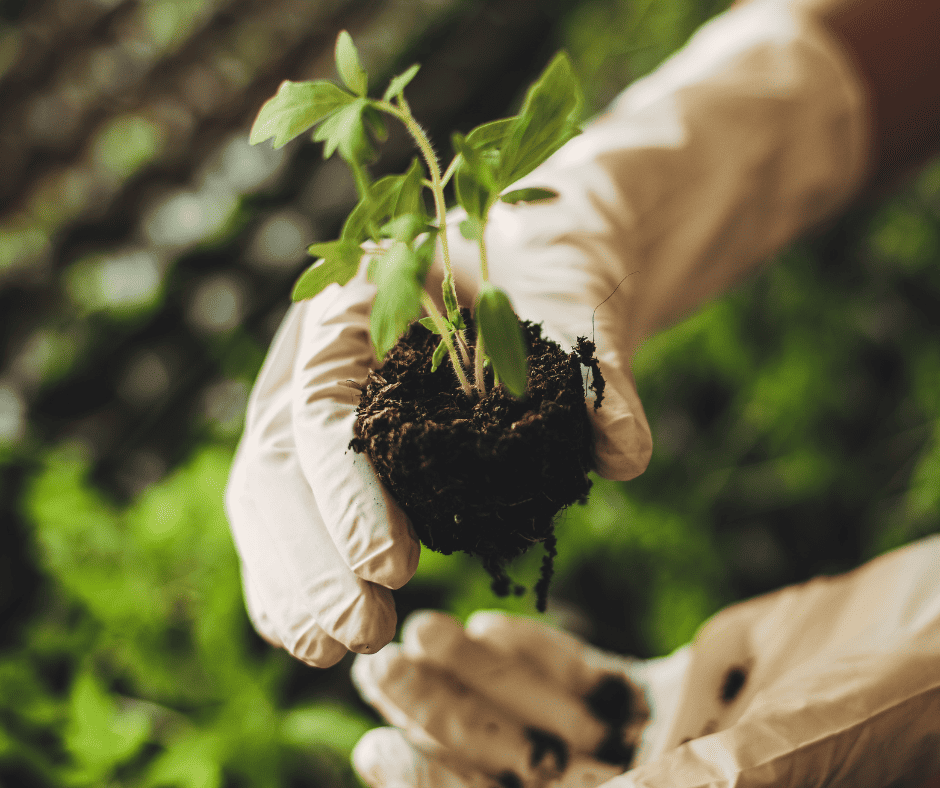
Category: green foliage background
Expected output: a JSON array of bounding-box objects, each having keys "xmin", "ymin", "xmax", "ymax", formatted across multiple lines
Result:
[{"xmin": 2, "ymin": 0, "xmax": 940, "ymax": 785}]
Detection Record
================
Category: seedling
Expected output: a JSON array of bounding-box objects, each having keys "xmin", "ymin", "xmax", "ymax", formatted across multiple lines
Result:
[
  {"xmin": 250, "ymin": 33, "xmax": 595, "ymax": 610},
  {"xmin": 250, "ymin": 31, "xmax": 582, "ymax": 398}
]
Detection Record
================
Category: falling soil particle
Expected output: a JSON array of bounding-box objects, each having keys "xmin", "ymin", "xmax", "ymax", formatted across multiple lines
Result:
[
  {"xmin": 525, "ymin": 726, "xmax": 570, "ymax": 773},
  {"xmin": 720, "ymin": 665, "xmax": 748, "ymax": 703},
  {"xmin": 584, "ymin": 674, "xmax": 642, "ymax": 768},
  {"xmin": 584, "ymin": 674, "xmax": 634, "ymax": 727},
  {"xmin": 496, "ymin": 771, "xmax": 522, "ymax": 788},
  {"xmin": 350, "ymin": 312, "xmax": 603, "ymax": 611}
]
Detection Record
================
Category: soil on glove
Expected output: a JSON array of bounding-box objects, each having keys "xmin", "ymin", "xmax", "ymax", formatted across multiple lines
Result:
[{"xmin": 349, "ymin": 311, "xmax": 604, "ymax": 611}]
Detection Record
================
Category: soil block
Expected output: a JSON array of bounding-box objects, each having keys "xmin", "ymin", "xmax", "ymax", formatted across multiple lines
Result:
[{"xmin": 350, "ymin": 311, "xmax": 604, "ymax": 611}]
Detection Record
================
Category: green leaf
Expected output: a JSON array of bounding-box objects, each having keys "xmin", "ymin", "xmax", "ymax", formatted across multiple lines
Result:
[
  {"xmin": 431, "ymin": 339, "xmax": 448, "ymax": 372},
  {"xmin": 383, "ymin": 64, "xmax": 420, "ymax": 102},
  {"xmin": 249, "ymin": 80, "xmax": 356, "ymax": 149},
  {"xmin": 419, "ymin": 317, "xmax": 441, "ymax": 333},
  {"xmin": 342, "ymin": 157, "xmax": 426, "ymax": 242},
  {"xmin": 393, "ymin": 157, "xmax": 426, "ymax": 214},
  {"xmin": 413, "ymin": 231, "xmax": 438, "ymax": 277},
  {"xmin": 498, "ymin": 52, "xmax": 582, "ymax": 185},
  {"xmin": 500, "ymin": 187, "xmax": 559, "ymax": 205},
  {"xmin": 443, "ymin": 275, "xmax": 461, "ymax": 323},
  {"xmin": 145, "ymin": 730, "xmax": 222, "ymax": 788},
  {"xmin": 291, "ymin": 240, "xmax": 362, "ymax": 301},
  {"xmin": 465, "ymin": 117, "xmax": 513, "ymax": 150},
  {"xmin": 282, "ymin": 702, "xmax": 373, "ymax": 755},
  {"xmin": 452, "ymin": 132, "xmax": 498, "ymax": 221},
  {"xmin": 312, "ymin": 97, "xmax": 374, "ymax": 162},
  {"xmin": 475, "ymin": 283, "xmax": 528, "ymax": 398},
  {"xmin": 336, "ymin": 30, "xmax": 368, "ymax": 96},
  {"xmin": 364, "ymin": 103, "xmax": 388, "ymax": 143},
  {"xmin": 65, "ymin": 671, "xmax": 150, "ymax": 772},
  {"xmin": 380, "ymin": 214, "xmax": 434, "ymax": 244},
  {"xmin": 368, "ymin": 241, "xmax": 428, "ymax": 357},
  {"xmin": 459, "ymin": 217, "xmax": 483, "ymax": 241}
]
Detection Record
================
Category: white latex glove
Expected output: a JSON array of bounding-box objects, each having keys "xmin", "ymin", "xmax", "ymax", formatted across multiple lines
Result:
[
  {"xmin": 350, "ymin": 534, "xmax": 940, "ymax": 788},
  {"xmin": 225, "ymin": 0, "xmax": 868, "ymax": 666},
  {"xmin": 225, "ymin": 276, "xmax": 420, "ymax": 667},
  {"xmin": 350, "ymin": 607, "xmax": 677, "ymax": 788}
]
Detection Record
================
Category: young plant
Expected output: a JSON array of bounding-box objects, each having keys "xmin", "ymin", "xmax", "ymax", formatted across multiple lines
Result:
[{"xmin": 249, "ymin": 31, "xmax": 582, "ymax": 398}]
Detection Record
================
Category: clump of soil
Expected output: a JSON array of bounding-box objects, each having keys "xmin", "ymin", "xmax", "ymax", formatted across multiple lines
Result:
[{"xmin": 349, "ymin": 311, "xmax": 604, "ymax": 611}]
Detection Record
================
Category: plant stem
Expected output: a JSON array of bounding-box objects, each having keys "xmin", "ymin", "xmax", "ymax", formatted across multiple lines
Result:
[
  {"xmin": 454, "ymin": 325, "xmax": 471, "ymax": 367},
  {"xmin": 474, "ymin": 331, "xmax": 487, "ymax": 396},
  {"xmin": 478, "ymin": 233, "xmax": 490, "ymax": 283},
  {"xmin": 378, "ymin": 100, "xmax": 458, "ymax": 308},
  {"xmin": 379, "ymin": 97, "xmax": 479, "ymax": 393},
  {"xmin": 441, "ymin": 155, "xmax": 460, "ymax": 189},
  {"xmin": 474, "ymin": 232, "xmax": 490, "ymax": 394},
  {"xmin": 421, "ymin": 292, "xmax": 472, "ymax": 395}
]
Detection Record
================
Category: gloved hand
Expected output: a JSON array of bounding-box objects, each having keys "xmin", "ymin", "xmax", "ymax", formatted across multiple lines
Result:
[
  {"xmin": 350, "ymin": 534, "xmax": 940, "ymax": 788},
  {"xmin": 223, "ymin": 238, "xmax": 649, "ymax": 668},
  {"xmin": 225, "ymin": 275, "xmax": 418, "ymax": 667},
  {"xmin": 225, "ymin": 0, "xmax": 868, "ymax": 667},
  {"xmin": 350, "ymin": 607, "xmax": 673, "ymax": 788}
]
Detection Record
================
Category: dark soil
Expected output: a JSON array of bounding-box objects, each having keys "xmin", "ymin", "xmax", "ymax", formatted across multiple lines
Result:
[{"xmin": 349, "ymin": 311, "xmax": 604, "ymax": 611}]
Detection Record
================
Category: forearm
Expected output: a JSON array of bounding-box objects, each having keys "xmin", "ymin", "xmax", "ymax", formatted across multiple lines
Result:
[
  {"xmin": 747, "ymin": 0, "xmax": 940, "ymax": 193},
  {"xmin": 575, "ymin": 0, "xmax": 870, "ymax": 342},
  {"xmin": 608, "ymin": 0, "xmax": 937, "ymax": 342}
]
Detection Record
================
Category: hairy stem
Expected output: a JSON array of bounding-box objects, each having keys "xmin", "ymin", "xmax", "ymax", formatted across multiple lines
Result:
[
  {"xmin": 478, "ymin": 233, "xmax": 490, "ymax": 283},
  {"xmin": 454, "ymin": 323, "xmax": 471, "ymax": 367},
  {"xmin": 421, "ymin": 291, "xmax": 472, "ymax": 395},
  {"xmin": 378, "ymin": 100, "xmax": 459, "ymax": 312}
]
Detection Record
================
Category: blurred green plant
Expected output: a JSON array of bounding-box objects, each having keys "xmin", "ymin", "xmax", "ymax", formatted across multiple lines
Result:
[{"xmin": 2, "ymin": 445, "xmax": 371, "ymax": 787}]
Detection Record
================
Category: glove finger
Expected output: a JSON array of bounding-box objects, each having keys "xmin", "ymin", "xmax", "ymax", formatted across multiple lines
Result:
[
  {"xmin": 226, "ymin": 301, "xmax": 398, "ymax": 661},
  {"xmin": 465, "ymin": 611, "xmax": 703, "ymax": 769},
  {"xmin": 226, "ymin": 307, "xmax": 352, "ymax": 667},
  {"xmin": 464, "ymin": 610, "xmax": 651, "ymax": 753},
  {"xmin": 400, "ymin": 611, "xmax": 611, "ymax": 758},
  {"xmin": 353, "ymin": 727, "xmax": 488, "ymax": 788},
  {"xmin": 292, "ymin": 269, "xmax": 421, "ymax": 590},
  {"xmin": 353, "ymin": 727, "xmax": 623, "ymax": 788},
  {"xmin": 464, "ymin": 611, "xmax": 639, "ymax": 703},
  {"xmin": 239, "ymin": 439, "xmax": 397, "ymax": 660},
  {"xmin": 583, "ymin": 361, "xmax": 652, "ymax": 481},
  {"xmin": 353, "ymin": 644, "xmax": 565, "ymax": 783},
  {"xmin": 227, "ymin": 454, "xmax": 356, "ymax": 667},
  {"xmin": 240, "ymin": 564, "xmax": 282, "ymax": 648}
]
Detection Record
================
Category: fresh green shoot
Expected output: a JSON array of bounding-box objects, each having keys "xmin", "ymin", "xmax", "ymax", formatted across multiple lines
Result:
[{"xmin": 250, "ymin": 31, "xmax": 582, "ymax": 398}]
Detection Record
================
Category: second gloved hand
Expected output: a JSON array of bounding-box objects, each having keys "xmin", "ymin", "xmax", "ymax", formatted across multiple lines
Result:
[
  {"xmin": 351, "ymin": 536, "xmax": 940, "ymax": 788},
  {"xmin": 351, "ymin": 609, "xmax": 686, "ymax": 788}
]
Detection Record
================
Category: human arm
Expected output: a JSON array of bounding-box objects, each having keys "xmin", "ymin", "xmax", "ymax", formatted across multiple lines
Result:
[
  {"xmin": 780, "ymin": 0, "xmax": 940, "ymax": 193},
  {"xmin": 351, "ymin": 535, "xmax": 940, "ymax": 788}
]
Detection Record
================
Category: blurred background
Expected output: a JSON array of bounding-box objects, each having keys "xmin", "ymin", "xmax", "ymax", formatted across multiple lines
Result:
[{"xmin": 1, "ymin": 0, "xmax": 938, "ymax": 785}]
